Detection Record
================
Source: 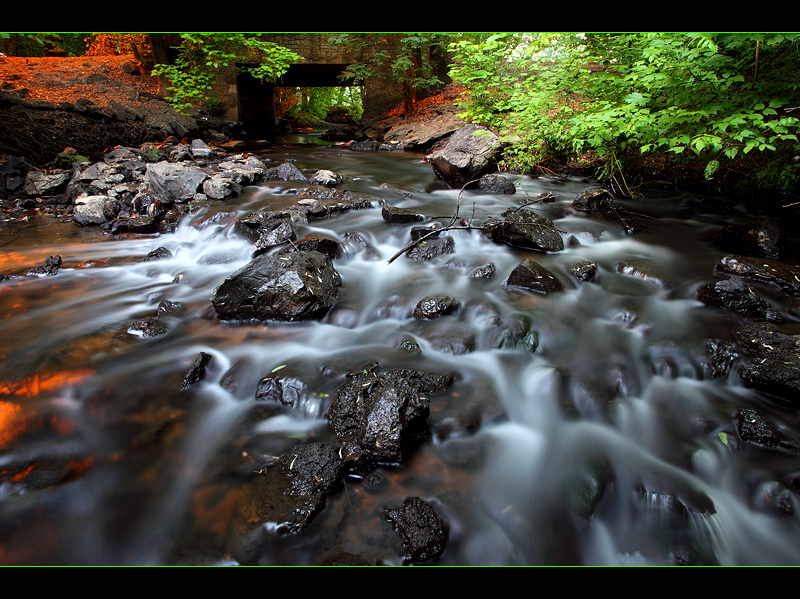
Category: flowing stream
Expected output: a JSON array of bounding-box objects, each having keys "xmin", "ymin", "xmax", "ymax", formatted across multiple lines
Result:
[{"xmin": 1, "ymin": 134, "xmax": 800, "ymax": 566}]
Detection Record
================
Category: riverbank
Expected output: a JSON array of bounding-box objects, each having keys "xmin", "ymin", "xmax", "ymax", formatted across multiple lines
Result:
[{"xmin": 1, "ymin": 53, "xmax": 797, "ymax": 209}]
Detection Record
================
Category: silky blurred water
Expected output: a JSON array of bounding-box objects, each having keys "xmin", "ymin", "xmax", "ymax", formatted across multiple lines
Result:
[{"xmin": 1, "ymin": 135, "xmax": 799, "ymax": 566}]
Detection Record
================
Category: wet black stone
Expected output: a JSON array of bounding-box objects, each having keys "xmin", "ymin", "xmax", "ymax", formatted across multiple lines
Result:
[
  {"xmin": 144, "ymin": 246, "xmax": 173, "ymax": 261},
  {"xmin": 406, "ymin": 235, "xmax": 455, "ymax": 261},
  {"xmin": 571, "ymin": 188, "xmax": 614, "ymax": 213},
  {"xmin": 733, "ymin": 323, "xmax": 800, "ymax": 401},
  {"xmin": 385, "ymin": 497, "xmax": 448, "ymax": 564},
  {"xmin": 569, "ymin": 260, "xmax": 597, "ymax": 282},
  {"xmin": 327, "ymin": 369, "xmax": 452, "ymax": 465},
  {"xmin": 180, "ymin": 351, "xmax": 213, "ymax": 390},
  {"xmin": 505, "ymin": 258, "xmax": 563, "ymax": 294},
  {"xmin": 211, "ymin": 250, "xmax": 342, "ymax": 322},
  {"xmin": 483, "ymin": 208, "xmax": 564, "ymax": 253},
  {"xmin": 413, "ymin": 294, "xmax": 461, "ymax": 320},
  {"xmin": 26, "ymin": 255, "xmax": 61, "ymax": 277},
  {"xmin": 230, "ymin": 441, "xmax": 346, "ymax": 552},
  {"xmin": 736, "ymin": 408, "xmax": 782, "ymax": 447},
  {"xmin": 697, "ymin": 276, "xmax": 782, "ymax": 322},
  {"xmin": 710, "ymin": 219, "xmax": 784, "ymax": 259},
  {"xmin": 129, "ymin": 316, "xmax": 168, "ymax": 337},
  {"xmin": 382, "ymin": 204, "xmax": 427, "ymax": 224},
  {"xmin": 716, "ymin": 255, "xmax": 800, "ymax": 297},
  {"xmin": 469, "ymin": 262, "xmax": 496, "ymax": 279}
]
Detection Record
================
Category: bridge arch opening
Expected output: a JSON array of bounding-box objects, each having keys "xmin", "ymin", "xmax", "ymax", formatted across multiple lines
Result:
[{"xmin": 236, "ymin": 62, "xmax": 360, "ymax": 137}]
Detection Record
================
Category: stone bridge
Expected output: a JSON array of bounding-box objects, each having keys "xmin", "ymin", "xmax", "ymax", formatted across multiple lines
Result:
[{"xmin": 210, "ymin": 33, "xmax": 408, "ymax": 134}]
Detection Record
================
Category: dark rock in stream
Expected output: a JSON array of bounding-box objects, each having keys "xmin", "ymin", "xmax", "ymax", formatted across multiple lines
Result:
[
  {"xmin": 476, "ymin": 173, "xmax": 515, "ymax": 194},
  {"xmin": 144, "ymin": 246, "xmax": 173, "ymax": 262},
  {"xmin": 385, "ymin": 496, "xmax": 448, "ymax": 564},
  {"xmin": 277, "ymin": 234, "xmax": 343, "ymax": 260},
  {"xmin": 569, "ymin": 260, "xmax": 598, "ymax": 282},
  {"xmin": 180, "ymin": 351, "xmax": 213, "ymax": 390},
  {"xmin": 26, "ymin": 255, "xmax": 61, "ymax": 277},
  {"xmin": 327, "ymin": 369, "xmax": 453, "ymax": 467},
  {"xmin": 382, "ymin": 203, "xmax": 428, "ymax": 224},
  {"xmin": 733, "ymin": 322, "xmax": 800, "ymax": 401},
  {"xmin": 230, "ymin": 441, "xmax": 346, "ymax": 555},
  {"xmin": 211, "ymin": 250, "xmax": 342, "ymax": 322},
  {"xmin": 569, "ymin": 188, "xmax": 643, "ymax": 234},
  {"xmin": 469, "ymin": 262, "xmax": 496, "ymax": 279},
  {"xmin": 406, "ymin": 235, "xmax": 455, "ymax": 261},
  {"xmin": 715, "ymin": 255, "xmax": 800, "ymax": 297},
  {"xmin": 736, "ymin": 408, "xmax": 782, "ymax": 447},
  {"xmin": 413, "ymin": 295, "xmax": 461, "ymax": 320},
  {"xmin": 128, "ymin": 316, "xmax": 168, "ymax": 338},
  {"xmin": 482, "ymin": 207, "xmax": 564, "ymax": 253},
  {"xmin": 697, "ymin": 276, "xmax": 783, "ymax": 322},
  {"xmin": 505, "ymin": 258, "xmax": 563, "ymax": 294},
  {"xmin": 426, "ymin": 123, "xmax": 501, "ymax": 189},
  {"xmin": 710, "ymin": 219, "xmax": 784, "ymax": 259}
]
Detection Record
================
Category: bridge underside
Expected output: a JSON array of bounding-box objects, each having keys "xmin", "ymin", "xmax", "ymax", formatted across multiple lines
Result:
[{"xmin": 236, "ymin": 63, "xmax": 359, "ymax": 136}]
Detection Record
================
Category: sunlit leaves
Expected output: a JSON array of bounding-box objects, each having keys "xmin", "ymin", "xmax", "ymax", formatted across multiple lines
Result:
[
  {"xmin": 448, "ymin": 31, "xmax": 800, "ymax": 192},
  {"xmin": 153, "ymin": 33, "xmax": 300, "ymax": 115}
]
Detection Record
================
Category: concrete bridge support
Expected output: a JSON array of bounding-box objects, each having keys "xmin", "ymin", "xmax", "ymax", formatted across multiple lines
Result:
[{"xmin": 208, "ymin": 33, "xmax": 411, "ymax": 136}]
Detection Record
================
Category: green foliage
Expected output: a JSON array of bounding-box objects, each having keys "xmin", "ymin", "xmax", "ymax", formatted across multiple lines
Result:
[
  {"xmin": 330, "ymin": 33, "xmax": 451, "ymax": 113},
  {"xmin": 280, "ymin": 86, "xmax": 363, "ymax": 125},
  {"xmin": 449, "ymin": 32, "xmax": 800, "ymax": 195},
  {"xmin": 151, "ymin": 33, "xmax": 300, "ymax": 115},
  {"xmin": 0, "ymin": 33, "xmax": 91, "ymax": 57}
]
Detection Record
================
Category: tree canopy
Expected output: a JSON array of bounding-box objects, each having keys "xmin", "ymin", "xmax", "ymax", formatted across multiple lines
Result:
[{"xmin": 448, "ymin": 32, "xmax": 800, "ymax": 196}]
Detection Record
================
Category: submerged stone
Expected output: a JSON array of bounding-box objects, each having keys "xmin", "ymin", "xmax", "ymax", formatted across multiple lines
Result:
[{"xmin": 386, "ymin": 496, "xmax": 448, "ymax": 564}]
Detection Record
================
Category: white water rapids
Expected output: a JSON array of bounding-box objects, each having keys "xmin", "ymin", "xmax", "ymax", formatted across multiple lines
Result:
[{"xmin": 1, "ymin": 135, "xmax": 799, "ymax": 565}]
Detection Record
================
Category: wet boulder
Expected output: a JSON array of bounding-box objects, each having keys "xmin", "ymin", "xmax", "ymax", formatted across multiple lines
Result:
[
  {"xmin": 571, "ymin": 188, "xmax": 614, "ymax": 213},
  {"xmin": 569, "ymin": 260, "xmax": 598, "ymax": 282},
  {"xmin": 211, "ymin": 250, "xmax": 342, "ymax": 322},
  {"xmin": 736, "ymin": 408, "xmax": 782, "ymax": 447},
  {"xmin": 710, "ymin": 219, "xmax": 784, "ymax": 259},
  {"xmin": 407, "ymin": 235, "xmax": 455, "ymax": 261},
  {"xmin": 233, "ymin": 209, "xmax": 297, "ymax": 247},
  {"xmin": 733, "ymin": 322, "xmax": 800, "ymax": 401},
  {"xmin": 413, "ymin": 295, "xmax": 461, "ymax": 320},
  {"xmin": 505, "ymin": 258, "xmax": 563, "ymax": 294},
  {"xmin": 144, "ymin": 247, "xmax": 173, "ymax": 262},
  {"xmin": 73, "ymin": 194, "xmax": 120, "ymax": 225},
  {"xmin": 715, "ymin": 255, "xmax": 800, "ymax": 297},
  {"xmin": 26, "ymin": 255, "xmax": 61, "ymax": 277},
  {"xmin": 231, "ymin": 442, "xmax": 346, "ymax": 545},
  {"xmin": 308, "ymin": 169, "xmax": 343, "ymax": 187},
  {"xmin": 327, "ymin": 369, "xmax": 453, "ymax": 466},
  {"xmin": 469, "ymin": 262, "xmax": 496, "ymax": 279},
  {"xmin": 697, "ymin": 276, "xmax": 782, "ymax": 322},
  {"xmin": 278, "ymin": 234, "xmax": 343, "ymax": 260},
  {"xmin": 426, "ymin": 123, "xmax": 501, "ymax": 189},
  {"xmin": 382, "ymin": 204, "xmax": 427, "ymax": 224},
  {"xmin": 477, "ymin": 173, "xmax": 515, "ymax": 194},
  {"xmin": 179, "ymin": 351, "xmax": 213, "ymax": 390},
  {"xmin": 482, "ymin": 207, "xmax": 564, "ymax": 253},
  {"xmin": 145, "ymin": 161, "xmax": 207, "ymax": 203},
  {"xmin": 264, "ymin": 161, "xmax": 307, "ymax": 182},
  {"xmin": 569, "ymin": 188, "xmax": 642, "ymax": 234},
  {"xmin": 386, "ymin": 497, "xmax": 448, "ymax": 564}
]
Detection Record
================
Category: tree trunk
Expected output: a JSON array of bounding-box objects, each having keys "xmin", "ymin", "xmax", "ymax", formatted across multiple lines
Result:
[{"xmin": 148, "ymin": 33, "xmax": 172, "ymax": 98}]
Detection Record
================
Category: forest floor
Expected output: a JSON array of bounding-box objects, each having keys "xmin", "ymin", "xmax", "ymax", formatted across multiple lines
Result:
[{"xmin": 0, "ymin": 54, "xmax": 160, "ymax": 111}]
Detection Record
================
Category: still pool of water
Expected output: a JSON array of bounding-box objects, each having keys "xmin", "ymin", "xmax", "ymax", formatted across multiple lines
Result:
[{"xmin": 1, "ymin": 135, "xmax": 799, "ymax": 566}]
